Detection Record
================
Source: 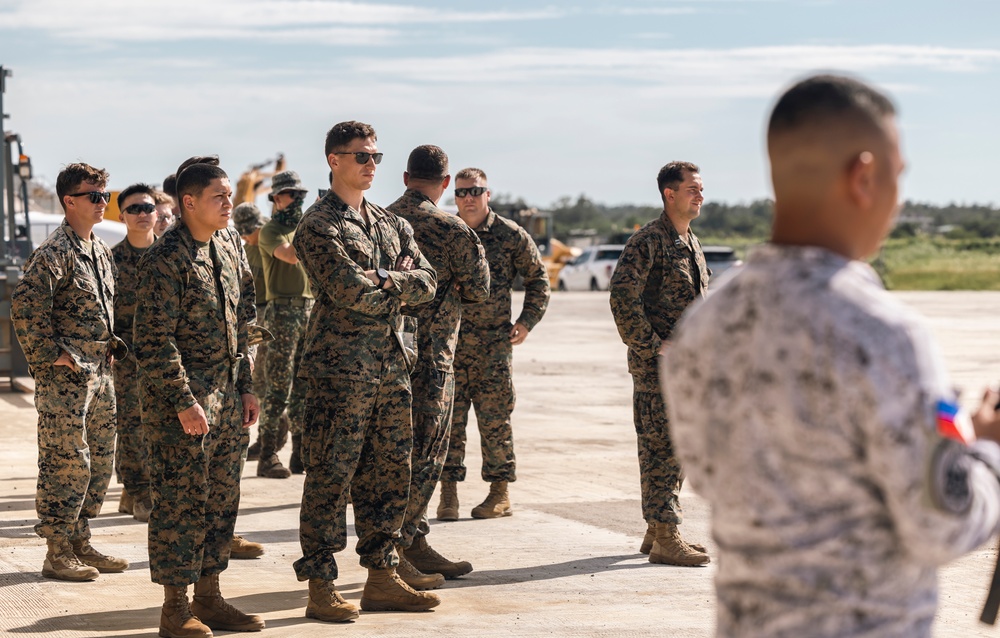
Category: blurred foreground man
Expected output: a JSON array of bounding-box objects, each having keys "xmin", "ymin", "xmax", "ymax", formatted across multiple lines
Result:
[
  {"xmin": 134, "ymin": 157, "xmax": 263, "ymax": 638},
  {"xmin": 292, "ymin": 121, "xmax": 438, "ymax": 621},
  {"xmin": 609, "ymin": 161, "xmax": 710, "ymax": 567},
  {"xmin": 664, "ymin": 74, "xmax": 1000, "ymax": 637},
  {"xmin": 257, "ymin": 170, "xmax": 313, "ymax": 478},
  {"xmin": 12, "ymin": 163, "xmax": 129, "ymax": 581},
  {"xmin": 112, "ymin": 184, "xmax": 159, "ymax": 524},
  {"xmin": 439, "ymin": 168, "xmax": 549, "ymax": 520},
  {"xmin": 387, "ymin": 145, "xmax": 490, "ymax": 589}
]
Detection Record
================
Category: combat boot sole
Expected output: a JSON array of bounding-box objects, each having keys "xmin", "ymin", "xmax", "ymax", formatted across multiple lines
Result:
[
  {"xmin": 42, "ymin": 557, "xmax": 99, "ymax": 581},
  {"xmin": 305, "ymin": 602, "xmax": 360, "ymax": 623},
  {"xmin": 158, "ymin": 621, "xmax": 212, "ymax": 638},
  {"xmin": 470, "ymin": 505, "xmax": 512, "ymax": 519}
]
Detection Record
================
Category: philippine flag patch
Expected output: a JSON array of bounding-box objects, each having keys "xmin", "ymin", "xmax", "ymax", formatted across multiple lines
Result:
[{"xmin": 936, "ymin": 399, "xmax": 973, "ymax": 444}]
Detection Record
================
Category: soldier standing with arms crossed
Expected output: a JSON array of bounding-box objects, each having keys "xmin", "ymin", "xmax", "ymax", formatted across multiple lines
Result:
[
  {"xmin": 292, "ymin": 121, "xmax": 438, "ymax": 621},
  {"xmin": 387, "ymin": 145, "xmax": 490, "ymax": 588},
  {"xmin": 256, "ymin": 170, "xmax": 313, "ymax": 478},
  {"xmin": 609, "ymin": 161, "xmax": 711, "ymax": 568},
  {"xmin": 111, "ymin": 183, "xmax": 159, "ymax": 523},
  {"xmin": 438, "ymin": 168, "xmax": 549, "ymax": 521},
  {"xmin": 12, "ymin": 163, "xmax": 129, "ymax": 581},
  {"xmin": 134, "ymin": 156, "xmax": 263, "ymax": 638}
]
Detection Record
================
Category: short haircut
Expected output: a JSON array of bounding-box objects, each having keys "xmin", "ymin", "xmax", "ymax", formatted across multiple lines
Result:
[
  {"xmin": 657, "ymin": 161, "xmax": 700, "ymax": 195},
  {"xmin": 175, "ymin": 155, "xmax": 228, "ymax": 205},
  {"xmin": 406, "ymin": 145, "xmax": 449, "ymax": 181},
  {"xmin": 162, "ymin": 174, "xmax": 177, "ymax": 199},
  {"xmin": 117, "ymin": 183, "xmax": 156, "ymax": 209},
  {"xmin": 324, "ymin": 121, "xmax": 377, "ymax": 157},
  {"xmin": 153, "ymin": 190, "xmax": 173, "ymax": 206},
  {"xmin": 768, "ymin": 74, "xmax": 896, "ymax": 140},
  {"xmin": 455, "ymin": 167, "xmax": 487, "ymax": 182},
  {"xmin": 56, "ymin": 163, "xmax": 109, "ymax": 211}
]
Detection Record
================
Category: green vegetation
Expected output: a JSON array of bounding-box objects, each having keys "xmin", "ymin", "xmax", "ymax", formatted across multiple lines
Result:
[{"xmin": 542, "ymin": 196, "xmax": 1000, "ymax": 290}]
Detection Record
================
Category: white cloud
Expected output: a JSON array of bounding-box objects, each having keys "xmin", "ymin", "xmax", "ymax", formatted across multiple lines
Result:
[{"xmin": 0, "ymin": 0, "xmax": 564, "ymax": 44}]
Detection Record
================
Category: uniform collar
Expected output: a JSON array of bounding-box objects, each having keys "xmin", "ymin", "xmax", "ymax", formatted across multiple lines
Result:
[
  {"xmin": 472, "ymin": 209, "xmax": 498, "ymax": 233},
  {"xmin": 323, "ymin": 189, "xmax": 383, "ymax": 227},
  {"xmin": 59, "ymin": 219, "xmax": 95, "ymax": 257}
]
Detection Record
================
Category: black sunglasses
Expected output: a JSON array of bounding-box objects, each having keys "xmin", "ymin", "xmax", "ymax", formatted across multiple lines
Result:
[
  {"xmin": 455, "ymin": 187, "xmax": 487, "ymax": 198},
  {"xmin": 124, "ymin": 202, "xmax": 156, "ymax": 215},
  {"xmin": 69, "ymin": 191, "xmax": 112, "ymax": 204},
  {"xmin": 332, "ymin": 152, "xmax": 383, "ymax": 165}
]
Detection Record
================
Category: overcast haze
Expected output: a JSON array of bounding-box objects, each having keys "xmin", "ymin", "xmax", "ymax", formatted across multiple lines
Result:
[{"xmin": 1, "ymin": 0, "xmax": 998, "ymax": 210}]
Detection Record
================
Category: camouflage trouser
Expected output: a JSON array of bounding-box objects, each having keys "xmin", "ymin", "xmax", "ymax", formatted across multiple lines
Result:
[
  {"xmin": 444, "ymin": 336, "xmax": 515, "ymax": 483},
  {"xmin": 293, "ymin": 357, "xmax": 412, "ymax": 581},
  {"xmin": 146, "ymin": 382, "xmax": 246, "ymax": 586},
  {"xmin": 113, "ymin": 357, "xmax": 150, "ymax": 500},
  {"xmin": 259, "ymin": 301, "xmax": 309, "ymax": 438},
  {"xmin": 633, "ymin": 387, "xmax": 683, "ymax": 525},
  {"xmin": 400, "ymin": 365, "xmax": 454, "ymax": 548},
  {"xmin": 33, "ymin": 361, "xmax": 116, "ymax": 542},
  {"xmin": 250, "ymin": 304, "xmax": 269, "ymax": 421}
]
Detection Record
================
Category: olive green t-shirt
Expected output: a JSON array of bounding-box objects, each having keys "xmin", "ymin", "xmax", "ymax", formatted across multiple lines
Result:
[
  {"xmin": 243, "ymin": 242, "xmax": 266, "ymax": 305},
  {"xmin": 258, "ymin": 220, "xmax": 312, "ymax": 301}
]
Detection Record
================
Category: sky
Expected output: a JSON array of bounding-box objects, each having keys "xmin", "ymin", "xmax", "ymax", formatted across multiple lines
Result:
[{"xmin": 1, "ymin": 0, "xmax": 999, "ymax": 211}]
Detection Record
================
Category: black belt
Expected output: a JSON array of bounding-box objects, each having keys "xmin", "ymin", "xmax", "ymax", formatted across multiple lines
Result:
[{"xmin": 269, "ymin": 297, "xmax": 314, "ymax": 308}]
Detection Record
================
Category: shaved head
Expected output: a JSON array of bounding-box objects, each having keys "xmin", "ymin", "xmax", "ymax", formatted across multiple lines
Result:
[{"xmin": 767, "ymin": 74, "xmax": 904, "ymax": 260}]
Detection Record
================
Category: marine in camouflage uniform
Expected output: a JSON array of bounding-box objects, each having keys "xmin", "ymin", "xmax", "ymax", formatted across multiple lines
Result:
[
  {"xmin": 386, "ymin": 148, "xmax": 490, "ymax": 583},
  {"xmin": 11, "ymin": 162, "xmax": 129, "ymax": 581},
  {"xmin": 608, "ymin": 161, "xmax": 710, "ymax": 567},
  {"xmin": 442, "ymin": 168, "xmax": 549, "ymax": 520},
  {"xmin": 111, "ymin": 185, "xmax": 159, "ymax": 523},
  {"xmin": 133, "ymin": 202, "xmax": 257, "ymax": 590},
  {"xmin": 292, "ymin": 187, "xmax": 436, "ymax": 583},
  {"xmin": 257, "ymin": 170, "xmax": 313, "ymax": 478}
]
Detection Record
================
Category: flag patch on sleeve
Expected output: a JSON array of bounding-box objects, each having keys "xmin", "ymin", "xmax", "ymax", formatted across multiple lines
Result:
[{"xmin": 936, "ymin": 399, "xmax": 973, "ymax": 445}]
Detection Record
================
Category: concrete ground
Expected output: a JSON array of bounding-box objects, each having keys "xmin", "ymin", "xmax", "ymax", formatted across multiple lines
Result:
[{"xmin": 2, "ymin": 291, "xmax": 1000, "ymax": 637}]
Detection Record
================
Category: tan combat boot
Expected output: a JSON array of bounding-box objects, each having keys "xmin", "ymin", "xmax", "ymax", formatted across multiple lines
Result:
[
  {"xmin": 436, "ymin": 480, "xmax": 459, "ymax": 521},
  {"xmin": 133, "ymin": 494, "xmax": 153, "ymax": 523},
  {"xmin": 230, "ymin": 534, "xmax": 265, "ymax": 559},
  {"xmin": 118, "ymin": 488, "xmax": 134, "ymax": 515},
  {"xmin": 71, "ymin": 539, "xmax": 129, "ymax": 573},
  {"xmin": 640, "ymin": 522, "xmax": 706, "ymax": 554},
  {"xmin": 403, "ymin": 535, "xmax": 473, "ymax": 579},
  {"xmin": 470, "ymin": 481, "xmax": 512, "ymax": 519},
  {"xmin": 191, "ymin": 573, "xmax": 264, "ymax": 632},
  {"xmin": 394, "ymin": 551, "xmax": 444, "ymax": 590},
  {"xmin": 160, "ymin": 585, "xmax": 212, "ymax": 638},
  {"xmin": 305, "ymin": 578, "xmax": 359, "ymax": 623},
  {"xmin": 42, "ymin": 539, "xmax": 99, "ymax": 581},
  {"xmin": 359, "ymin": 567, "xmax": 441, "ymax": 612},
  {"xmin": 648, "ymin": 522, "xmax": 710, "ymax": 567}
]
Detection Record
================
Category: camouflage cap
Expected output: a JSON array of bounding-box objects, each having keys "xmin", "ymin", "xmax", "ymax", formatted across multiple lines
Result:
[
  {"xmin": 233, "ymin": 202, "xmax": 266, "ymax": 235},
  {"xmin": 270, "ymin": 170, "xmax": 309, "ymax": 195}
]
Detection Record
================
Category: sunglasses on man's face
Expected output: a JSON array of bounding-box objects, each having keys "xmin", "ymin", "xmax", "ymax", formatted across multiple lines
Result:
[
  {"xmin": 455, "ymin": 187, "xmax": 487, "ymax": 198},
  {"xmin": 124, "ymin": 203, "xmax": 156, "ymax": 215},
  {"xmin": 69, "ymin": 191, "xmax": 112, "ymax": 204},
  {"xmin": 332, "ymin": 152, "xmax": 383, "ymax": 165}
]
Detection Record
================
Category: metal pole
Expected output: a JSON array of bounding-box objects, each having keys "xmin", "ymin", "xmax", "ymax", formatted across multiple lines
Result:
[{"xmin": 0, "ymin": 66, "xmax": 10, "ymax": 264}]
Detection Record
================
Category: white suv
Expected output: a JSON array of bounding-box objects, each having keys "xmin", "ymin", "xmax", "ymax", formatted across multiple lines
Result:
[{"xmin": 557, "ymin": 244, "xmax": 625, "ymax": 291}]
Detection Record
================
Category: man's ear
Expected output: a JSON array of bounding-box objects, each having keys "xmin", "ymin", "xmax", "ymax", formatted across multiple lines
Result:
[
  {"xmin": 441, "ymin": 175, "xmax": 451, "ymax": 190},
  {"xmin": 403, "ymin": 171, "xmax": 410, "ymax": 187},
  {"xmin": 847, "ymin": 150, "xmax": 876, "ymax": 210}
]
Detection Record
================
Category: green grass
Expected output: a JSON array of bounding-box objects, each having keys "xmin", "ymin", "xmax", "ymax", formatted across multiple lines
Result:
[{"xmin": 698, "ymin": 236, "xmax": 1000, "ymax": 291}]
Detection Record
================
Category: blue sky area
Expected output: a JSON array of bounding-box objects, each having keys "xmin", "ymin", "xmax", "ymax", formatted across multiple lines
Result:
[{"xmin": 1, "ymin": 0, "xmax": 998, "ymax": 209}]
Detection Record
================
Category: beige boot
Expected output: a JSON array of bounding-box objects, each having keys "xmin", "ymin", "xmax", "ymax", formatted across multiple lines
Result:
[
  {"xmin": 403, "ymin": 535, "xmax": 473, "ymax": 579},
  {"xmin": 436, "ymin": 480, "xmax": 459, "ymax": 521},
  {"xmin": 470, "ymin": 481, "xmax": 512, "ymax": 519},
  {"xmin": 230, "ymin": 535, "xmax": 264, "ymax": 559},
  {"xmin": 191, "ymin": 573, "xmax": 265, "ymax": 632},
  {"xmin": 133, "ymin": 494, "xmax": 153, "ymax": 523},
  {"xmin": 72, "ymin": 539, "xmax": 129, "ymax": 573},
  {"xmin": 159, "ymin": 585, "xmax": 212, "ymax": 638},
  {"xmin": 118, "ymin": 488, "xmax": 134, "ymax": 515},
  {"xmin": 649, "ymin": 522, "xmax": 710, "ymax": 567},
  {"xmin": 640, "ymin": 522, "xmax": 706, "ymax": 554},
  {"xmin": 305, "ymin": 578, "xmax": 359, "ymax": 622},
  {"xmin": 360, "ymin": 567, "xmax": 441, "ymax": 612},
  {"xmin": 42, "ymin": 539, "xmax": 99, "ymax": 581},
  {"xmin": 395, "ymin": 552, "xmax": 444, "ymax": 590}
]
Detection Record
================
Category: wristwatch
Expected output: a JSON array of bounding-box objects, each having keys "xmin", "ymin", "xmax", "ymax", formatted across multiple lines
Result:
[{"xmin": 376, "ymin": 268, "xmax": 390, "ymax": 289}]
